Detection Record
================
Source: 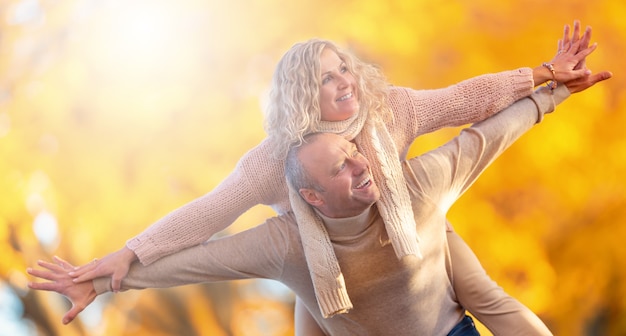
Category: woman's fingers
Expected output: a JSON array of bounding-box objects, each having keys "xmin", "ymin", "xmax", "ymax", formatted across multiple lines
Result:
[
  {"xmin": 575, "ymin": 26, "xmax": 592, "ymax": 70},
  {"xmin": 71, "ymin": 258, "xmax": 98, "ymax": 272},
  {"xmin": 560, "ymin": 23, "xmax": 571, "ymax": 51},
  {"xmin": 570, "ymin": 20, "xmax": 581, "ymax": 45},
  {"xmin": 53, "ymin": 256, "xmax": 75, "ymax": 270}
]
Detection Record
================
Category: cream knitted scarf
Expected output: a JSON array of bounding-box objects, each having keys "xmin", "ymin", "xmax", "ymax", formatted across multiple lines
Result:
[{"xmin": 289, "ymin": 108, "xmax": 423, "ymax": 318}]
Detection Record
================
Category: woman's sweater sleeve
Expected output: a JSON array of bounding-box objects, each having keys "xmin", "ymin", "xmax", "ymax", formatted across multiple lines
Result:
[
  {"xmin": 388, "ymin": 68, "xmax": 535, "ymax": 156},
  {"xmin": 127, "ymin": 139, "xmax": 288, "ymax": 265}
]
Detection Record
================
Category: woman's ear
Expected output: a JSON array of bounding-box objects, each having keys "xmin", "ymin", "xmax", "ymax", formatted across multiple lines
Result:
[{"xmin": 299, "ymin": 188, "xmax": 324, "ymax": 207}]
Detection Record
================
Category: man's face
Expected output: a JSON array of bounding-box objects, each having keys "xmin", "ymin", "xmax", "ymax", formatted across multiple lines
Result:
[{"xmin": 298, "ymin": 133, "xmax": 380, "ymax": 218}]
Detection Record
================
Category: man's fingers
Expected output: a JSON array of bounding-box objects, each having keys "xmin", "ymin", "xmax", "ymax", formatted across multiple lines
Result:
[
  {"xmin": 62, "ymin": 307, "xmax": 83, "ymax": 325},
  {"xmin": 27, "ymin": 280, "xmax": 59, "ymax": 292},
  {"xmin": 591, "ymin": 71, "xmax": 613, "ymax": 84},
  {"xmin": 27, "ymin": 267, "xmax": 57, "ymax": 281},
  {"xmin": 37, "ymin": 260, "xmax": 65, "ymax": 273},
  {"xmin": 565, "ymin": 71, "xmax": 613, "ymax": 94}
]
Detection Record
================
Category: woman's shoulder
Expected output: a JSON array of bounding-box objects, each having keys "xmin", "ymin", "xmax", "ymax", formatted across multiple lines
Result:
[
  {"xmin": 236, "ymin": 138, "xmax": 285, "ymax": 185},
  {"xmin": 386, "ymin": 86, "xmax": 420, "ymax": 112},
  {"xmin": 238, "ymin": 138, "xmax": 282, "ymax": 166}
]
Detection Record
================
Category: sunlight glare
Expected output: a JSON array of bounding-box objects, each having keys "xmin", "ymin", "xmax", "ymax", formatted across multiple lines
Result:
[
  {"xmin": 80, "ymin": 0, "xmax": 208, "ymax": 125},
  {"xmin": 5, "ymin": 0, "xmax": 44, "ymax": 26},
  {"xmin": 90, "ymin": 0, "xmax": 197, "ymax": 78},
  {"xmin": 32, "ymin": 211, "xmax": 59, "ymax": 251},
  {"xmin": 0, "ymin": 112, "xmax": 10, "ymax": 137},
  {"xmin": 107, "ymin": 3, "xmax": 178, "ymax": 68}
]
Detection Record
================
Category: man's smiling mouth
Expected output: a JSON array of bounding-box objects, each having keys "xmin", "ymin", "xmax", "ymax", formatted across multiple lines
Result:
[{"xmin": 355, "ymin": 176, "xmax": 371, "ymax": 189}]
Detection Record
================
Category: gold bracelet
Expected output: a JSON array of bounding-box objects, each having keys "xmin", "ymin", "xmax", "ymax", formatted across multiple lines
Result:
[{"xmin": 542, "ymin": 62, "xmax": 557, "ymax": 90}]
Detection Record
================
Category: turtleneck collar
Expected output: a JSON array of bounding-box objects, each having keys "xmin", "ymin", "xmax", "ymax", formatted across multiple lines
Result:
[
  {"xmin": 315, "ymin": 206, "xmax": 377, "ymax": 239},
  {"xmin": 318, "ymin": 108, "xmax": 368, "ymax": 141}
]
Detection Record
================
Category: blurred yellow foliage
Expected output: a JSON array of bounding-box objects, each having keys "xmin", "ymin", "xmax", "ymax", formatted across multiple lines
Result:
[{"xmin": 1, "ymin": 0, "xmax": 624, "ymax": 335}]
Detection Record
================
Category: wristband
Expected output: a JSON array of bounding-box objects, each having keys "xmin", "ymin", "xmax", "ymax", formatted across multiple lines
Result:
[{"xmin": 542, "ymin": 62, "xmax": 557, "ymax": 90}]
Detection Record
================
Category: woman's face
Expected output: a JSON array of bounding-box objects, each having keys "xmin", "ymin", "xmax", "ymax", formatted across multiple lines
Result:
[{"xmin": 318, "ymin": 48, "xmax": 360, "ymax": 122}]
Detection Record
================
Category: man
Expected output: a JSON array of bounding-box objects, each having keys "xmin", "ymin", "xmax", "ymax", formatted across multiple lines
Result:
[{"xmin": 27, "ymin": 79, "xmax": 606, "ymax": 335}]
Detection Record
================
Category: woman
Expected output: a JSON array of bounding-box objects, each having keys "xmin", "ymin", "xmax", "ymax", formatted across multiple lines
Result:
[{"xmin": 67, "ymin": 21, "xmax": 602, "ymax": 334}]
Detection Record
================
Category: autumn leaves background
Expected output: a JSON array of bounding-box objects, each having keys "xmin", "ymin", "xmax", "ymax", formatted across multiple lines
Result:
[{"xmin": 1, "ymin": 0, "xmax": 624, "ymax": 335}]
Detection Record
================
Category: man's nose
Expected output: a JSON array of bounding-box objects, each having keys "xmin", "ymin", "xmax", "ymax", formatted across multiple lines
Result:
[{"xmin": 351, "ymin": 157, "xmax": 367, "ymax": 174}]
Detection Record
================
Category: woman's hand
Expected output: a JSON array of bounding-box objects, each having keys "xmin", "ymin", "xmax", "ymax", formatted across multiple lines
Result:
[
  {"xmin": 554, "ymin": 21, "xmax": 613, "ymax": 94},
  {"xmin": 27, "ymin": 256, "xmax": 98, "ymax": 324},
  {"xmin": 533, "ymin": 20, "xmax": 599, "ymax": 86},
  {"xmin": 69, "ymin": 246, "xmax": 138, "ymax": 292},
  {"xmin": 559, "ymin": 20, "xmax": 591, "ymax": 71}
]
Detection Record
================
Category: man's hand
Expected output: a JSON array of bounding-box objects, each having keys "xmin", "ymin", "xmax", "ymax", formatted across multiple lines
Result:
[
  {"xmin": 563, "ymin": 70, "xmax": 612, "ymax": 94},
  {"xmin": 27, "ymin": 256, "xmax": 98, "ymax": 324},
  {"xmin": 69, "ymin": 246, "xmax": 137, "ymax": 292}
]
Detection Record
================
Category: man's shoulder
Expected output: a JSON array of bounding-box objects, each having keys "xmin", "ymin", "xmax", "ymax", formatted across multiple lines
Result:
[
  {"xmin": 262, "ymin": 212, "xmax": 304, "ymax": 257},
  {"xmin": 266, "ymin": 212, "xmax": 297, "ymax": 225},
  {"xmin": 264, "ymin": 212, "xmax": 300, "ymax": 237},
  {"xmin": 400, "ymin": 154, "xmax": 445, "ymax": 201}
]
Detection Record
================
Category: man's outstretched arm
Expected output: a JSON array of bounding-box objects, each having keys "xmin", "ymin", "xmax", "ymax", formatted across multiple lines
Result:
[{"xmin": 28, "ymin": 216, "xmax": 294, "ymax": 324}]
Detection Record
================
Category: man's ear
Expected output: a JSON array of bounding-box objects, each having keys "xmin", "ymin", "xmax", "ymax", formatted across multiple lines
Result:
[{"xmin": 299, "ymin": 188, "xmax": 324, "ymax": 207}]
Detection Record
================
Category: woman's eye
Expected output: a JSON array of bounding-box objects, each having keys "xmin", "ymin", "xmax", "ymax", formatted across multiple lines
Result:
[
  {"xmin": 341, "ymin": 65, "xmax": 348, "ymax": 73},
  {"xmin": 322, "ymin": 76, "xmax": 330, "ymax": 85}
]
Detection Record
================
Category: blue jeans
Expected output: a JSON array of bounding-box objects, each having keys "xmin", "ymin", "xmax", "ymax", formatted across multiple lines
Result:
[{"xmin": 447, "ymin": 315, "xmax": 480, "ymax": 336}]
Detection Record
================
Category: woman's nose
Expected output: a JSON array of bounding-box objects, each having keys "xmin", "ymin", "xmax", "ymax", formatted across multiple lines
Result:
[{"xmin": 337, "ymin": 73, "xmax": 349, "ymax": 88}]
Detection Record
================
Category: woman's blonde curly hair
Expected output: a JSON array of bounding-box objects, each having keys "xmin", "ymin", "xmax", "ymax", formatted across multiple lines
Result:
[{"xmin": 264, "ymin": 39, "xmax": 392, "ymax": 160}]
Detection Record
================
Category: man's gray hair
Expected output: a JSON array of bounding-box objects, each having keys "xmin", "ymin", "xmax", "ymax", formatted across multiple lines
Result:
[{"xmin": 285, "ymin": 133, "xmax": 325, "ymax": 193}]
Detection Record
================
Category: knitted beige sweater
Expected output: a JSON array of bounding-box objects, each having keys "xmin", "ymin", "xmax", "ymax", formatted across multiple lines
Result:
[
  {"xmin": 99, "ymin": 86, "xmax": 567, "ymax": 335},
  {"xmin": 126, "ymin": 67, "xmax": 536, "ymax": 319},
  {"xmin": 127, "ymin": 68, "xmax": 535, "ymax": 264}
]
